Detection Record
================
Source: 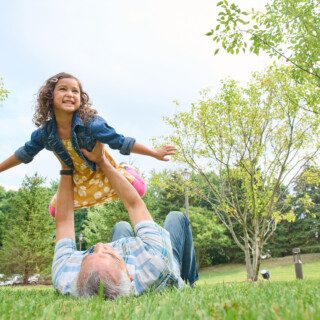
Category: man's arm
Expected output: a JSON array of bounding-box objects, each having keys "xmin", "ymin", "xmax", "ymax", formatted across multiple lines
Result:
[
  {"xmin": 81, "ymin": 143, "xmax": 152, "ymax": 226},
  {"xmin": 55, "ymin": 165, "xmax": 75, "ymax": 242}
]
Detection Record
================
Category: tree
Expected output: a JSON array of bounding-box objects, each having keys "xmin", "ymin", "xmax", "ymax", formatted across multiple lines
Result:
[
  {"xmin": 188, "ymin": 206, "xmax": 230, "ymax": 267},
  {"xmin": 161, "ymin": 65, "xmax": 320, "ymax": 280},
  {"xmin": 83, "ymin": 201, "xmax": 129, "ymax": 247},
  {"xmin": 267, "ymin": 165, "xmax": 320, "ymax": 255},
  {"xmin": 0, "ymin": 174, "xmax": 54, "ymax": 284},
  {"xmin": 0, "ymin": 187, "xmax": 16, "ymax": 247},
  {"xmin": 207, "ymin": 0, "xmax": 320, "ymax": 86}
]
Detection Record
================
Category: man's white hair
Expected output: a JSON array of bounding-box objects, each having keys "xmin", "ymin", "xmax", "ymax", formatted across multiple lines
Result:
[{"xmin": 77, "ymin": 268, "xmax": 132, "ymax": 300}]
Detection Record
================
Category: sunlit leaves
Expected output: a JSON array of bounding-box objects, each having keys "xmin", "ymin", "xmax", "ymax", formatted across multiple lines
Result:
[
  {"xmin": 207, "ymin": 0, "xmax": 320, "ymax": 83},
  {"xmin": 0, "ymin": 77, "xmax": 9, "ymax": 103}
]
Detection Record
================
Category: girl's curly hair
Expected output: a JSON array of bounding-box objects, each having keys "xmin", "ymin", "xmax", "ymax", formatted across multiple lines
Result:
[{"xmin": 33, "ymin": 72, "xmax": 97, "ymax": 127}]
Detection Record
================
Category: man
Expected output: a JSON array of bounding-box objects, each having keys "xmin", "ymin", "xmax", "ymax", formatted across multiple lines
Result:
[{"xmin": 52, "ymin": 142, "xmax": 198, "ymax": 299}]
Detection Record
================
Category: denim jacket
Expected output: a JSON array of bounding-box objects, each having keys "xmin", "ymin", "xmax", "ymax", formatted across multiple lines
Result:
[{"xmin": 14, "ymin": 112, "xmax": 136, "ymax": 171}]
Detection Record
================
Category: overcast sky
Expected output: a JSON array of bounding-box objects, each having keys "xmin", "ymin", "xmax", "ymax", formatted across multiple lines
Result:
[{"xmin": 0, "ymin": 0, "xmax": 270, "ymax": 190}]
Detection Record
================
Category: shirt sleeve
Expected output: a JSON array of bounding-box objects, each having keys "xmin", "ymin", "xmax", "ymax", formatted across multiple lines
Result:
[
  {"xmin": 52, "ymin": 238, "xmax": 76, "ymax": 287},
  {"xmin": 14, "ymin": 128, "xmax": 45, "ymax": 163},
  {"xmin": 90, "ymin": 116, "xmax": 136, "ymax": 155},
  {"xmin": 134, "ymin": 221, "xmax": 172, "ymax": 259}
]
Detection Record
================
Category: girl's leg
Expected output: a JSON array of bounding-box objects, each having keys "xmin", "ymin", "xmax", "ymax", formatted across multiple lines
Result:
[
  {"xmin": 48, "ymin": 194, "xmax": 57, "ymax": 217},
  {"xmin": 112, "ymin": 221, "xmax": 134, "ymax": 241},
  {"xmin": 121, "ymin": 164, "xmax": 147, "ymax": 197},
  {"xmin": 163, "ymin": 211, "xmax": 198, "ymax": 286}
]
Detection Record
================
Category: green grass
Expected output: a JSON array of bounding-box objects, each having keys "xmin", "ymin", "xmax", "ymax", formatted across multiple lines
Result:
[
  {"xmin": 199, "ymin": 253, "xmax": 320, "ymax": 284},
  {"xmin": 0, "ymin": 254, "xmax": 319, "ymax": 320},
  {"xmin": 1, "ymin": 281, "xmax": 320, "ymax": 320}
]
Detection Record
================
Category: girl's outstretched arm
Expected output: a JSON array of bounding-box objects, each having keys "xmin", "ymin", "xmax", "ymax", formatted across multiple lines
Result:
[
  {"xmin": 131, "ymin": 143, "xmax": 176, "ymax": 161},
  {"xmin": 0, "ymin": 154, "xmax": 22, "ymax": 173}
]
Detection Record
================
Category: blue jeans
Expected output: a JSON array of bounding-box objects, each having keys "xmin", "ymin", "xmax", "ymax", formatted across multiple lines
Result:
[{"xmin": 112, "ymin": 211, "xmax": 199, "ymax": 285}]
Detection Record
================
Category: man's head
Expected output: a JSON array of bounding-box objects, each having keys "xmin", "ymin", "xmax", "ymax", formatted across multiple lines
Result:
[{"xmin": 77, "ymin": 243, "xmax": 133, "ymax": 299}]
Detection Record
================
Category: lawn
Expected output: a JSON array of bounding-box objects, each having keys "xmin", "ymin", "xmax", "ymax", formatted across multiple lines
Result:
[
  {"xmin": 199, "ymin": 253, "xmax": 320, "ymax": 284},
  {"xmin": 0, "ymin": 254, "xmax": 319, "ymax": 320}
]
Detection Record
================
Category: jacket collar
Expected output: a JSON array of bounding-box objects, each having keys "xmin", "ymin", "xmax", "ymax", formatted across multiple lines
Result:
[
  {"xmin": 71, "ymin": 111, "xmax": 84, "ymax": 129},
  {"xmin": 46, "ymin": 112, "xmax": 84, "ymax": 139}
]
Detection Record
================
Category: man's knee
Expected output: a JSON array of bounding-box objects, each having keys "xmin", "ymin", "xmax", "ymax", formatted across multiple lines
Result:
[
  {"xmin": 112, "ymin": 221, "xmax": 132, "ymax": 234},
  {"xmin": 165, "ymin": 211, "xmax": 188, "ymax": 225}
]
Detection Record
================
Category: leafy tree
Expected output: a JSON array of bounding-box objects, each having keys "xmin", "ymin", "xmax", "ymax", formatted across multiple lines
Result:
[
  {"xmin": 0, "ymin": 187, "xmax": 16, "ymax": 247},
  {"xmin": 188, "ymin": 206, "xmax": 230, "ymax": 267},
  {"xmin": 0, "ymin": 174, "xmax": 54, "ymax": 284},
  {"xmin": 83, "ymin": 201, "xmax": 129, "ymax": 247},
  {"xmin": 160, "ymin": 66, "xmax": 320, "ymax": 280},
  {"xmin": 207, "ymin": 0, "xmax": 320, "ymax": 85},
  {"xmin": 145, "ymin": 169, "xmax": 218, "ymax": 223},
  {"xmin": 267, "ymin": 165, "xmax": 320, "ymax": 255}
]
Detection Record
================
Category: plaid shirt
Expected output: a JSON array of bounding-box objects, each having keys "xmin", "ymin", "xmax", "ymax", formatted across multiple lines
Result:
[{"xmin": 52, "ymin": 221, "xmax": 184, "ymax": 296}]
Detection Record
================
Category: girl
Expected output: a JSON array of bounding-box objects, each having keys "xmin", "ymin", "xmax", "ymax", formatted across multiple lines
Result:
[{"xmin": 0, "ymin": 72, "xmax": 176, "ymax": 216}]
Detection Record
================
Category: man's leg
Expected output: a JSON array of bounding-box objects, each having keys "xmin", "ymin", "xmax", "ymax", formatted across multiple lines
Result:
[
  {"xmin": 112, "ymin": 221, "xmax": 134, "ymax": 241},
  {"xmin": 163, "ymin": 211, "xmax": 198, "ymax": 286}
]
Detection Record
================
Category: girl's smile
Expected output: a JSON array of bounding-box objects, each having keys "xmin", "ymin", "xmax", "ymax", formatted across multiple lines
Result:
[{"xmin": 53, "ymin": 78, "xmax": 81, "ymax": 115}]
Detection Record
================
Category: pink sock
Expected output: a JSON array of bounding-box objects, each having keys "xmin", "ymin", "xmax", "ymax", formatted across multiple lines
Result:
[
  {"xmin": 48, "ymin": 203, "xmax": 56, "ymax": 218},
  {"xmin": 124, "ymin": 166, "xmax": 147, "ymax": 197}
]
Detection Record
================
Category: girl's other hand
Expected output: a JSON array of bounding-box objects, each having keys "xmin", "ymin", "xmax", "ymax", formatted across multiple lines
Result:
[{"xmin": 154, "ymin": 145, "xmax": 177, "ymax": 161}]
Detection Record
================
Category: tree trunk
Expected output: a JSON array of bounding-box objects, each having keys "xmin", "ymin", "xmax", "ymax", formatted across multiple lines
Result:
[
  {"xmin": 23, "ymin": 268, "xmax": 29, "ymax": 285},
  {"xmin": 252, "ymin": 236, "xmax": 260, "ymax": 281},
  {"xmin": 243, "ymin": 235, "xmax": 263, "ymax": 281},
  {"xmin": 244, "ymin": 238, "xmax": 254, "ymax": 280}
]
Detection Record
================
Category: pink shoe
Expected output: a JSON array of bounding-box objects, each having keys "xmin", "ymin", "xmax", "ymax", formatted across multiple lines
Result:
[
  {"xmin": 48, "ymin": 203, "xmax": 56, "ymax": 218},
  {"xmin": 122, "ymin": 164, "xmax": 147, "ymax": 197}
]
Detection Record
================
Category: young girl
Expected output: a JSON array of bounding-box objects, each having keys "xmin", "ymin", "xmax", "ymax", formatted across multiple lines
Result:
[{"xmin": 0, "ymin": 72, "xmax": 176, "ymax": 216}]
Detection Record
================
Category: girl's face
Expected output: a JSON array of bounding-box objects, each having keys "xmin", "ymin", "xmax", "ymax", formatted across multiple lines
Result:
[{"xmin": 53, "ymin": 78, "xmax": 81, "ymax": 115}]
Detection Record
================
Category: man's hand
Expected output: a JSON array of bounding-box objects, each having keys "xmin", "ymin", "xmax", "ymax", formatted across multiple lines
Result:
[
  {"xmin": 82, "ymin": 142, "xmax": 152, "ymax": 225},
  {"xmin": 153, "ymin": 145, "xmax": 177, "ymax": 161},
  {"xmin": 81, "ymin": 142, "xmax": 105, "ymax": 165}
]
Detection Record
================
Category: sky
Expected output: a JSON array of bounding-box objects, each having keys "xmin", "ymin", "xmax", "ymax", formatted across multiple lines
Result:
[{"xmin": 0, "ymin": 0, "xmax": 270, "ymax": 190}]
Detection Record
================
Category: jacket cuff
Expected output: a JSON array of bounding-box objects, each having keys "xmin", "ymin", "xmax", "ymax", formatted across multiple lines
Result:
[
  {"xmin": 120, "ymin": 137, "xmax": 136, "ymax": 155},
  {"xmin": 14, "ymin": 147, "xmax": 33, "ymax": 164}
]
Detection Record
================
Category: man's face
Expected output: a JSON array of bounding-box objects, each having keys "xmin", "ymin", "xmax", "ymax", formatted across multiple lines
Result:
[{"xmin": 81, "ymin": 243, "xmax": 133, "ymax": 282}]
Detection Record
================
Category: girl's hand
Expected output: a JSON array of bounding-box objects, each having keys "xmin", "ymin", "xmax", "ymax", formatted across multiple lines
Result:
[
  {"xmin": 154, "ymin": 145, "xmax": 177, "ymax": 161},
  {"xmin": 81, "ymin": 142, "xmax": 105, "ymax": 165}
]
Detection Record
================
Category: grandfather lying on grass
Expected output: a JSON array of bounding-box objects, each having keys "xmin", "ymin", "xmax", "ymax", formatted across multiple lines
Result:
[{"xmin": 52, "ymin": 142, "xmax": 198, "ymax": 299}]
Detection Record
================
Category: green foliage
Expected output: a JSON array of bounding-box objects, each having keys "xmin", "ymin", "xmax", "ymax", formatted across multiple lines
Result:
[
  {"xmin": 0, "ymin": 187, "xmax": 16, "ymax": 247},
  {"xmin": 0, "ymin": 77, "xmax": 9, "ymax": 103},
  {"xmin": 144, "ymin": 170, "xmax": 187, "ymax": 223},
  {"xmin": 267, "ymin": 165, "xmax": 320, "ymax": 256},
  {"xmin": 208, "ymin": 0, "xmax": 320, "ymax": 84},
  {"xmin": 74, "ymin": 207, "xmax": 89, "ymax": 250},
  {"xmin": 0, "ymin": 174, "xmax": 54, "ymax": 283},
  {"xmin": 82, "ymin": 201, "xmax": 129, "ymax": 247},
  {"xmin": 188, "ymin": 206, "xmax": 230, "ymax": 267}
]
